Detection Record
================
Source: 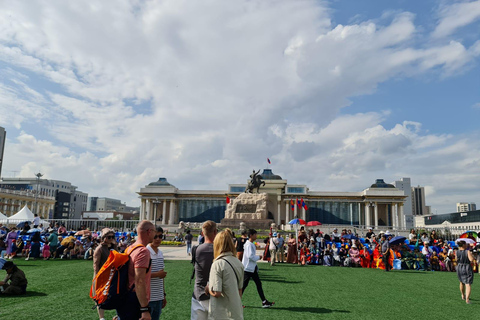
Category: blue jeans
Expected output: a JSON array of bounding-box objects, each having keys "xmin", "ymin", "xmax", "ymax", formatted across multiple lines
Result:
[
  {"xmin": 149, "ymin": 299, "xmax": 163, "ymax": 320},
  {"xmin": 187, "ymin": 242, "xmax": 192, "ymax": 254}
]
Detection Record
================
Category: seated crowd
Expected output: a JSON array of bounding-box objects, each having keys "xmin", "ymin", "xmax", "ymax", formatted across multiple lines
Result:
[
  {"xmin": 0, "ymin": 222, "xmax": 139, "ymax": 261},
  {"xmin": 264, "ymin": 227, "xmax": 473, "ymax": 272}
]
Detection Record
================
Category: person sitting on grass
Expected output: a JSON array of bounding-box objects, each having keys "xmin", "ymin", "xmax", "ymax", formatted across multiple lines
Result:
[
  {"xmin": 430, "ymin": 251, "xmax": 440, "ymax": 271},
  {"xmin": 42, "ymin": 242, "xmax": 51, "ymax": 260},
  {"xmin": 0, "ymin": 261, "xmax": 28, "ymax": 295},
  {"xmin": 349, "ymin": 244, "xmax": 361, "ymax": 267},
  {"xmin": 323, "ymin": 243, "xmax": 333, "ymax": 266},
  {"xmin": 299, "ymin": 243, "xmax": 309, "ymax": 266},
  {"xmin": 73, "ymin": 240, "xmax": 85, "ymax": 259},
  {"xmin": 308, "ymin": 241, "xmax": 319, "ymax": 265},
  {"xmin": 22, "ymin": 240, "xmax": 31, "ymax": 258},
  {"xmin": 413, "ymin": 248, "xmax": 425, "ymax": 271}
]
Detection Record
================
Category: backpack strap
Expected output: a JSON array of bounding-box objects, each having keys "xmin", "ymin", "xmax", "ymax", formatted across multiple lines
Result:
[
  {"xmin": 190, "ymin": 245, "xmax": 199, "ymax": 284},
  {"xmin": 219, "ymin": 257, "xmax": 240, "ymax": 289}
]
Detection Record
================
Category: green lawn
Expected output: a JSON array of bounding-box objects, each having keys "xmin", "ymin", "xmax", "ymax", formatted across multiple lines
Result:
[{"xmin": 0, "ymin": 259, "xmax": 475, "ymax": 320}]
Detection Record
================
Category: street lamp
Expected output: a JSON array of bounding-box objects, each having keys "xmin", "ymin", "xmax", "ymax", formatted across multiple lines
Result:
[{"xmin": 34, "ymin": 172, "xmax": 43, "ymax": 215}]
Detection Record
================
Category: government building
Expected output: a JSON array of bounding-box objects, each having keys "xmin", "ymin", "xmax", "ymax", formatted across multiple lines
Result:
[{"xmin": 138, "ymin": 170, "xmax": 410, "ymax": 229}]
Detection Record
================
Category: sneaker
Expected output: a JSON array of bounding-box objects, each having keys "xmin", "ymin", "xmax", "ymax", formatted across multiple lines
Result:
[
  {"xmin": 262, "ymin": 300, "xmax": 274, "ymax": 308},
  {"xmin": 25, "ymin": 257, "xmax": 29, "ymax": 261}
]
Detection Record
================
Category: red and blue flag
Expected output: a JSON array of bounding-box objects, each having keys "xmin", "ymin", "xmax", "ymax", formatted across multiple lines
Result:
[{"xmin": 267, "ymin": 158, "xmax": 271, "ymax": 164}]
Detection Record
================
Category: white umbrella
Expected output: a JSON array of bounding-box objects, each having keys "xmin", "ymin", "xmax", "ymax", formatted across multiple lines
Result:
[{"xmin": 455, "ymin": 238, "xmax": 476, "ymax": 245}]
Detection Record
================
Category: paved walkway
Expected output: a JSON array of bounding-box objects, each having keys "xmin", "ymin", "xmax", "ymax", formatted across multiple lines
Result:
[{"xmin": 160, "ymin": 242, "xmax": 266, "ymax": 262}]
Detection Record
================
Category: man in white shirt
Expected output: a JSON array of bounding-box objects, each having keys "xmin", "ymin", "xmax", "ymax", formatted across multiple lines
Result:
[
  {"xmin": 269, "ymin": 233, "xmax": 279, "ymax": 266},
  {"xmin": 241, "ymin": 229, "xmax": 274, "ymax": 308},
  {"xmin": 32, "ymin": 214, "xmax": 40, "ymax": 228}
]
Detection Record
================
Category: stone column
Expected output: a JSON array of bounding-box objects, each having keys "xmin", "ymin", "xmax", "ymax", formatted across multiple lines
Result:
[
  {"xmin": 145, "ymin": 200, "xmax": 150, "ymax": 221},
  {"xmin": 374, "ymin": 202, "xmax": 378, "ymax": 228},
  {"xmin": 169, "ymin": 200, "xmax": 175, "ymax": 225},
  {"xmin": 399, "ymin": 204, "xmax": 404, "ymax": 229},
  {"xmin": 162, "ymin": 201, "xmax": 167, "ymax": 224},
  {"xmin": 349, "ymin": 203, "xmax": 353, "ymax": 225},
  {"xmin": 294, "ymin": 203, "xmax": 298, "ymax": 219},
  {"xmin": 364, "ymin": 203, "xmax": 370, "ymax": 227},
  {"xmin": 140, "ymin": 199, "xmax": 146, "ymax": 220},
  {"xmin": 285, "ymin": 201, "xmax": 290, "ymax": 224},
  {"xmin": 277, "ymin": 196, "xmax": 281, "ymax": 225},
  {"xmin": 391, "ymin": 203, "xmax": 396, "ymax": 229},
  {"xmin": 302, "ymin": 205, "xmax": 306, "ymax": 220},
  {"xmin": 358, "ymin": 203, "xmax": 361, "ymax": 226},
  {"xmin": 394, "ymin": 203, "xmax": 399, "ymax": 229}
]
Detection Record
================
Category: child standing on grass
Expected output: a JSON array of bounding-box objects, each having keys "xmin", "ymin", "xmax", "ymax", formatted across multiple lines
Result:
[{"xmin": 42, "ymin": 242, "xmax": 51, "ymax": 260}]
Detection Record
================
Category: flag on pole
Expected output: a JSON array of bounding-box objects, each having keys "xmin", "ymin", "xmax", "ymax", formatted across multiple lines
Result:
[
  {"xmin": 267, "ymin": 158, "xmax": 271, "ymax": 164},
  {"xmin": 301, "ymin": 198, "xmax": 308, "ymax": 210},
  {"xmin": 290, "ymin": 199, "xmax": 295, "ymax": 211},
  {"xmin": 297, "ymin": 198, "xmax": 301, "ymax": 208},
  {"xmin": 226, "ymin": 197, "xmax": 230, "ymax": 204}
]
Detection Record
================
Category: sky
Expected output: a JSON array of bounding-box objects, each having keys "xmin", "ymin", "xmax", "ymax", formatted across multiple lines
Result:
[{"xmin": 0, "ymin": 0, "xmax": 479, "ymax": 214}]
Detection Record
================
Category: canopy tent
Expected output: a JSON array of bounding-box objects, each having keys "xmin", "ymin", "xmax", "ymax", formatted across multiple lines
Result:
[
  {"xmin": 0, "ymin": 205, "xmax": 49, "ymax": 227},
  {"xmin": 8, "ymin": 205, "xmax": 35, "ymax": 221}
]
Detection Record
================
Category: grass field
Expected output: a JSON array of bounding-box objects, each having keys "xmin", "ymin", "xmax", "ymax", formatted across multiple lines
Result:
[{"xmin": 0, "ymin": 259, "xmax": 475, "ymax": 320}]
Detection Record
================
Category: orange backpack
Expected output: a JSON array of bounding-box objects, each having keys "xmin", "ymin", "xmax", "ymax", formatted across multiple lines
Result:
[{"xmin": 90, "ymin": 244, "xmax": 145, "ymax": 309}]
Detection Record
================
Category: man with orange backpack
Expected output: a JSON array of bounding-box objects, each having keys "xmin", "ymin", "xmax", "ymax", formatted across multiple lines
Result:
[
  {"xmin": 92, "ymin": 221, "xmax": 155, "ymax": 320},
  {"xmin": 117, "ymin": 220, "xmax": 155, "ymax": 320},
  {"xmin": 93, "ymin": 228, "xmax": 117, "ymax": 320}
]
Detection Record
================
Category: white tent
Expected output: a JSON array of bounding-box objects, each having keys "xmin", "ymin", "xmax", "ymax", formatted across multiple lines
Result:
[
  {"xmin": 0, "ymin": 212, "xmax": 7, "ymax": 220},
  {"xmin": 8, "ymin": 205, "xmax": 35, "ymax": 221}
]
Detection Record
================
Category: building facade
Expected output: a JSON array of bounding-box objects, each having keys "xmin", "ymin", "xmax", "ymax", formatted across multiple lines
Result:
[
  {"xmin": 416, "ymin": 209, "xmax": 480, "ymax": 234},
  {"xmin": 0, "ymin": 178, "xmax": 88, "ymax": 219},
  {"xmin": 393, "ymin": 178, "xmax": 414, "ymax": 228},
  {"xmin": 87, "ymin": 197, "xmax": 139, "ymax": 213},
  {"xmin": 457, "ymin": 202, "xmax": 477, "ymax": 212},
  {"xmin": 0, "ymin": 187, "xmax": 55, "ymax": 218},
  {"xmin": 411, "ymin": 186, "xmax": 427, "ymax": 216},
  {"xmin": 138, "ymin": 170, "xmax": 408, "ymax": 229}
]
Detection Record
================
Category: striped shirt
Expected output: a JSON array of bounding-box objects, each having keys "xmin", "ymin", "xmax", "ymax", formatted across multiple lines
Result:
[{"xmin": 147, "ymin": 244, "xmax": 165, "ymax": 302}]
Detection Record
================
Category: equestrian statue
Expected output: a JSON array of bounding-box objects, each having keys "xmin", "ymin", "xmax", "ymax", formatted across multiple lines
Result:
[{"xmin": 245, "ymin": 169, "xmax": 265, "ymax": 193}]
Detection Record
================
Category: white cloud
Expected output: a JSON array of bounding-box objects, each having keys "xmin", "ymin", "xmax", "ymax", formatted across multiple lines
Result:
[
  {"xmin": 433, "ymin": 0, "xmax": 480, "ymax": 38},
  {"xmin": 0, "ymin": 1, "xmax": 479, "ymax": 213}
]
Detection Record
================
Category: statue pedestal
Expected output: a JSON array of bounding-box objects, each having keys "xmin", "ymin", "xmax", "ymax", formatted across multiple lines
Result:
[{"xmin": 221, "ymin": 193, "xmax": 273, "ymax": 229}]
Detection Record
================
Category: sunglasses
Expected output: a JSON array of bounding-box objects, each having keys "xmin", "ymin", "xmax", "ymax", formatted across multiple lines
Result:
[
  {"xmin": 106, "ymin": 236, "xmax": 115, "ymax": 240},
  {"xmin": 154, "ymin": 235, "xmax": 163, "ymax": 239}
]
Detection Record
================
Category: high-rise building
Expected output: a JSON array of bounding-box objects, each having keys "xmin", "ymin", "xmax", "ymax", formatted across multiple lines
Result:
[
  {"xmin": 411, "ymin": 185, "xmax": 427, "ymax": 216},
  {"xmin": 0, "ymin": 127, "xmax": 6, "ymax": 178},
  {"xmin": 393, "ymin": 178, "xmax": 414, "ymax": 227},
  {"xmin": 457, "ymin": 202, "xmax": 476, "ymax": 212}
]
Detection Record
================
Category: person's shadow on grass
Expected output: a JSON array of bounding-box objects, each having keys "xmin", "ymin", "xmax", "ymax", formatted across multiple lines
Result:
[
  {"xmin": 248, "ymin": 306, "xmax": 350, "ymax": 314},
  {"xmin": 1, "ymin": 291, "xmax": 47, "ymax": 298}
]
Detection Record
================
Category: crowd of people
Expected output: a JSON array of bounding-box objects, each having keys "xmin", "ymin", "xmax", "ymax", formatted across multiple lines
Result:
[
  {"xmin": 259, "ymin": 227, "xmax": 478, "ymax": 273},
  {"xmin": 0, "ymin": 221, "xmax": 139, "ymax": 261},
  {"xmin": 1, "ymin": 219, "xmax": 476, "ymax": 317}
]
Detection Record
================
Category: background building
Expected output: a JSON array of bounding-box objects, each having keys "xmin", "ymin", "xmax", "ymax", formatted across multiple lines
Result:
[
  {"xmin": 138, "ymin": 171, "xmax": 408, "ymax": 229},
  {"xmin": 457, "ymin": 202, "xmax": 476, "ymax": 212},
  {"xmin": 0, "ymin": 186, "xmax": 55, "ymax": 218},
  {"xmin": 0, "ymin": 178, "xmax": 88, "ymax": 219},
  {"xmin": 393, "ymin": 178, "xmax": 414, "ymax": 228},
  {"xmin": 416, "ymin": 209, "xmax": 480, "ymax": 233},
  {"xmin": 411, "ymin": 185, "xmax": 427, "ymax": 216},
  {"xmin": 87, "ymin": 197, "xmax": 139, "ymax": 213},
  {"xmin": 0, "ymin": 127, "xmax": 5, "ymax": 178}
]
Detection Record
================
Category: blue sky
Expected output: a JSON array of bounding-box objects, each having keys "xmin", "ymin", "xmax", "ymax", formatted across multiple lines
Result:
[{"xmin": 0, "ymin": 0, "xmax": 479, "ymax": 214}]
